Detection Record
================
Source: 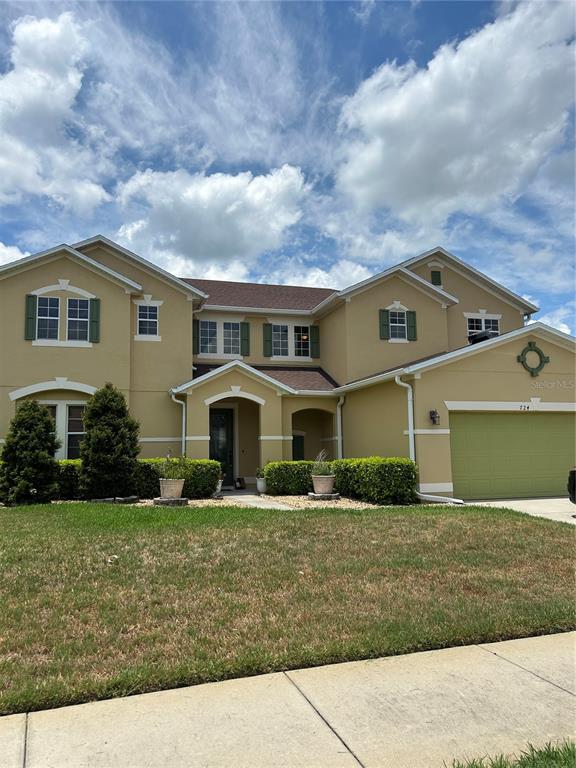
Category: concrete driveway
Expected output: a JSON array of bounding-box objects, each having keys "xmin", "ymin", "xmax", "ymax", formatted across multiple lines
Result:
[{"xmin": 474, "ymin": 496, "xmax": 576, "ymax": 525}]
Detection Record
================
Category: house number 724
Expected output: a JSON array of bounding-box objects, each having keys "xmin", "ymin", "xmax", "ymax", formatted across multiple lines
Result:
[{"xmin": 519, "ymin": 404, "xmax": 530, "ymax": 411}]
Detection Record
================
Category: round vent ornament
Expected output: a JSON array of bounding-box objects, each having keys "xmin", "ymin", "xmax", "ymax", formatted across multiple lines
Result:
[{"xmin": 517, "ymin": 341, "xmax": 550, "ymax": 377}]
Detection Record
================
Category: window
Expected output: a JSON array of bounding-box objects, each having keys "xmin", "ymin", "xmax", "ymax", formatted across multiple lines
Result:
[
  {"xmin": 389, "ymin": 310, "xmax": 407, "ymax": 340},
  {"xmin": 272, "ymin": 324, "xmax": 289, "ymax": 356},
  {"xmin": 431, "ymin": 270, "xmax": 442, "ymax": 286},
  {"xmin": 67, "ymin": 299, "xmax": 89, "ymax": 341},
  {"xmin": 37, "ymin": 297, "xmax": 59, "ymax": 340},
  {"xmin": 467, "ymin": 317, "xmax": 500, "ymax": 335},
  {"xmin": 294, "ymin": 326, "xmax": 310, "ymax": 357},
  {"xmin": 138, "ymin": 305, "xmax": 158, "ymax": 336},
  {"xmin": 200, "ymin": 320, "xmax": 217, "ymax": 353},
  {"xmin": 66, "ymin": 405, "xmax": 85, "ymax": 460},
  {"xmin": 223, "ymin": 322, "xmax": 240, "ymax": 355}
]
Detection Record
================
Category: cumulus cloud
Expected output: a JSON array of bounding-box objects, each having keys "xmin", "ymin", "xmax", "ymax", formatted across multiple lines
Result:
[
  {"xmin": 0, "ymin": 12, "xmax": 110, "ymax": 214},
  {"xmin": 337, "ymin": 2, "xmax": 575, "ymax": 224},
  {"xmin": 530, "ymin": 303, "xmax": 575, "ymax": 336},
  {"xmin": 117, "ymin": 165, "xmax": 308, "ymax": 264},
  {"xmin": 267, "ymin": 257, "xmax": 373, "ymax": 289},
  {"xmin": 0, "ymin": 241, "xmax": 28, "ymax": 265}
]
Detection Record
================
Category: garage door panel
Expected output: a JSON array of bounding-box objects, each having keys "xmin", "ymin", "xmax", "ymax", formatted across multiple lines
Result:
[{"xmin": 450, "ymin": 412, "xmax": 576, "ymax": 500}]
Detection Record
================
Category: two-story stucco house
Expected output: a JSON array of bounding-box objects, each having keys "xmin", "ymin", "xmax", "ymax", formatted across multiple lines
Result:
[{"xmin": 0, "ymin": 236, "xmax": 574, "ymax": 500}]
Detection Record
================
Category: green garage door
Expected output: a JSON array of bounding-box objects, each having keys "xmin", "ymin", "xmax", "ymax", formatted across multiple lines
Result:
[{"xmin": 450, "ymin": 412, "xmax": 576, "ymax": 500}]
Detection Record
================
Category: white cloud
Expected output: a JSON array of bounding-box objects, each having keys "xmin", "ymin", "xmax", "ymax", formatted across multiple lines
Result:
[
  {"xmin": 267, "ymin": 258, "xmax": 373, "ymax": 289},
  {"xmin": 0, "ymin": 12, "xmax": 110, "ymax": 215},
  {"xmin": 0, "ymin": 241, "xmax": 28, "ymax": 265},
  {"xmin": 530, "ymin": 303, "xmax": 575, "ymax": 336},
  {"xmin": 117, "ymin": 164, "xmax": 308, "ymax": 264},
  {"xmin": 337, "ymin": 2, "xmax": 575, "ymax": 224}
]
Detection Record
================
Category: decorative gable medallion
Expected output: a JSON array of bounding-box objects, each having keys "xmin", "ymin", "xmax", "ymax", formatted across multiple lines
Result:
[{"xmin": 517, "ymin": 341, "xmax": 550, "ymax": 377}]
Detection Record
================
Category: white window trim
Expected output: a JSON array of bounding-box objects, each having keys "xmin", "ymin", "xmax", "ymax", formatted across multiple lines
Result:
[
  {"xmin": 133, "ymin": 296, "xmax": 163, "ymax": 340},
  {"xmin": 33, "ymin": 339, "xmax": 92, "ymax": 348},
  {"xmin": 198, "ymin": 318, "xmax": 220, "ymax": 355},
  {"xmin": 36, "ymin": 296, "xmax": 60, "ymax": 342},
  {"xmin": 271, "ymin": 322, "xmax": 313, "ymax": 361},
  {"xmin": 36, "ymin": 400, "xmax": 87, "ymax": 459},
  {"xmin": 386, "ymin": 301, "xmax": 409, "ymax": 343},
  {"xmin": 464, "ymin": 310, "xmax": 502, "ymax": 320},
  {"xmin": 32, "ymin": 280, "xmax": 96, "ymax": 299},
  {"xmin": 66, "ymin": 297, "xmax": 90, "ymax": 344}
]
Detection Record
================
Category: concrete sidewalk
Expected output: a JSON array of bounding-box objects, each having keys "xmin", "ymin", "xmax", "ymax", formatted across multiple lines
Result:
[
  {"xmin": 2, "ymin": 633, "xmax": 574, "ymax": 768},
  {"xmin": 475, "ymin": 497, "xmax": 576, "ymax": 525}
]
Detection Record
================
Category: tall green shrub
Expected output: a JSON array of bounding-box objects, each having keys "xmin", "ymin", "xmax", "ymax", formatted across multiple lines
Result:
[
  {"xmin": 0, "ymin": 401, "xmax": 60, "ymax": 505},
  {"xmin": 80, "ymin": 383, "xmax": 140, "ymax": 498}
]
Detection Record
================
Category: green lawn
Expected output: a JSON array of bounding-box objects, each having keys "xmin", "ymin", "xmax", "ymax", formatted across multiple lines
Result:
[
  {"xmin": 0, "ymin": 503, "xmax": 574, "ymax": 714},
  {"xmin": 450, "ymin": 741, "xmax": 576, "ymax": 767}
]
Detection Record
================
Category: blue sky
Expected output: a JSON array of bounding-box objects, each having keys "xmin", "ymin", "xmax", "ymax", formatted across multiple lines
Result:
[{"xmin": 0, "ymin": 1, "xmax": 574, "ymax": 331}]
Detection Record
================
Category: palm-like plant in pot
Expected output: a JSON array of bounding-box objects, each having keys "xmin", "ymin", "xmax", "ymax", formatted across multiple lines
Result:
[
  {"xmin": 311, "ymin": 449, "xmax": 335, "ymax": 494},
  {"xmin": 255, "ymin": 466, "xmax": 266, "ymax": 494},
  {"xmin": 159, "ymin": 454, "xmax": 186, "ymax": 499}
]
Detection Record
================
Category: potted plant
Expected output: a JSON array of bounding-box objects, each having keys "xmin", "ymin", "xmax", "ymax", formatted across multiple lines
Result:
[
  {"xmin": 256, "ymin": 467, "xmax": 266, "ymax": 494},
  {"xmin": 159, "ymin": 455, "xmax": 186, "ymax": 499},
  {"xmin": 215, "ymin": 468, "xmax": 224, "ymax": 496},
  {"xmin": 311, "ymin": 450, "xmax": 335, "ymax": 494}
]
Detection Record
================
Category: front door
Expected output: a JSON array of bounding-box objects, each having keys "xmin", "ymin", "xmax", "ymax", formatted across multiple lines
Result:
[{"xmin": 209, "ymin": 409, "xmax": 234, "ymax": 487}]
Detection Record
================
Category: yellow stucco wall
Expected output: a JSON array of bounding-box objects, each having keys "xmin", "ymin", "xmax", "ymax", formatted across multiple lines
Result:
[{"xmin": 342, "ymin": 380, "xmax": 410, "ymax": 458}]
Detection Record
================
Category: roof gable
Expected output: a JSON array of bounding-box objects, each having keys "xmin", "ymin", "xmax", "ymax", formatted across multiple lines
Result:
[
  {"xmin": 73, "ymin": 235, "xmax": 207, "ymax": 300},
  {"xmin": 401, "ymin": 247, "xmax": 539, "ymax": 314},
  {"xmin": 0, "ymin": 244, "xmax": 143, "ymax": 293}
]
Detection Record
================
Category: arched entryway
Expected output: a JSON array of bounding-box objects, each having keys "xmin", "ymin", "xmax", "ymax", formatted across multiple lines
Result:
[
  {"xmin": 291, "ymin": 408, "xmax": 337, "ymax": 461},
  {"xmin": 207, "ymin": 394, "xmax": 262, "ymax": 488}
]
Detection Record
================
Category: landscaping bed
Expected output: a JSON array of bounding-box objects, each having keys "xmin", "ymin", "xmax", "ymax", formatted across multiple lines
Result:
[{"xmin": 0, "ymin": 503, "xmax": 574, "ymax": 714}]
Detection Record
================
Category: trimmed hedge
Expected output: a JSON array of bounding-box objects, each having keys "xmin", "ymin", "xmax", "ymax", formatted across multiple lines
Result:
[
  {"xmin": 0, "ymin": 458, "xmax": 222, "ymax": 502},
  {"xmin": 264, "ymin": 457, "xmax": 418, "ymax": 505},
  {"xmin": 264, "ymin": 461, "xmax": 315, "ymax": 495}
]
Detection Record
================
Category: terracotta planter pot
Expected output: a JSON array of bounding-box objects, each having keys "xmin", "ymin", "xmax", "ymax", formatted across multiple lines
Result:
[
  {"xmin": 256, "ymin": 477, "xmax": 267, "ymax": 494},
  {"xmin": 312, "ymin": 475, "xmax": 335, "ymax": 494},
  {"xmin": 159, "ymin": 478, "xmax": 185, "ymax": 499}
]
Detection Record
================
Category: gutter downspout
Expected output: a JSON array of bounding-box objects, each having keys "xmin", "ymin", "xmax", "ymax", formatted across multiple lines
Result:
[
  {"xmin": 336, "ymin": 395, "xmax": 345, "ymax": 459},
  {"xmin": 394, "ymin": 375, "xmax": 463, "ymax": 505},
  {"xmin": 170, "ymin": 390, "xmax": 186, "ymax": 457}
]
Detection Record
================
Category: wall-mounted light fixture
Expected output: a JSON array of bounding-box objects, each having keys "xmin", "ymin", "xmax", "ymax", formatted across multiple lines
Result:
[{"xmin": 429, "ymin": 409, "xmax": 440, "ymax": 425}]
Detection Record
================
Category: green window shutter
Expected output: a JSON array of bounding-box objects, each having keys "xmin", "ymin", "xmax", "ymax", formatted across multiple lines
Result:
[
  {"xmin": 240, "ymin": 322, "xmax": 250, "ymax": 356},
  {"xmin": 310, "ymin": 325, "xmax": 320, "ymax": 358},
  {"xmin": 431, "ymin": 270, "xmax": 442, "ymax": 286},
  {"xmin": 263, "ymin": 323, "xmax": 272, "ymax": 357},
  {"xmin": 193, "ymin": 318, "xmax": 199, "ymax": 355},
  {"xmin": 379, "ymin": 309, "xmax": 390, "ymax": 340},
  {"xmin": 89, "ymin": 298, "xmax": 101, "ymax": 343},
  {"xmin": 25, "ymin": 294, "xmax": 37, "ymax": 340},
  {"xmin": 407, "ymin": 310, "xmax": 417, "ymax": 341}
]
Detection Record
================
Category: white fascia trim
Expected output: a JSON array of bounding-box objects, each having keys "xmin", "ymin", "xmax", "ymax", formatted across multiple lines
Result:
[
  {"xmin": 172, "ymin": 359, "xmax": 296, "ymax": 395},
  {"xmin": 419, "ymin": 482, "xmax": 454, "ymax": 493},
  {"xmin": 201, "ymin": 304, "xmax": 313, "ymax": 316},
  {"xmin": 134, "ymin": 334, "xmax": 162, "ymax": 342},
  {"xmin": 404, "ymin": 322, "xmax": 576, "ymax": 375},
  {"xmin": 334, "ymin": 368, "xmax": 404, "ymax": 394},
  {"xmin": 9, "ymin": 378, "xmax": 97, "ymax": 401},
  {"xmin": 0, "ymin": 244, "xmax": 143, "ymax": 292},
  {"xmin": 331, "ymin": 264, "xmax": 458, "ymax": 305},
  {"xmin": 259, "ymin": 435, "xmax": 293, "ymax": 441},
  {"xmin": 405, "ymin": 429, "xmax": 451, "ymax": 435},
  {"xmin": 445, "ymin": 400, "xmax": 576, "ymax": 412},
  {"xmin": 293, "ymin": 389, "xmax": 338, "ymax": 397},
  {"xmin": 33, "ymin": 339, "xmax": 92, "ymax": 348},
  {"xmin": 399, "ymin": 247, "xmax": 539, "ymax": 313},
  {"xmin": 72, "ymin": 235, "xmax": 207, "ymax": 299},
  {"xmin": 204, "ymin": 390, "xmax": 266, "ymax": 406},
  {"xmin": 32, "ymin": 280, "xmax": 96, "ymax": 299}
]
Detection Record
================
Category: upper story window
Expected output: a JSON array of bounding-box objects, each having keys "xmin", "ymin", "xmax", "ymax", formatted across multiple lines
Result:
[
  {"xmin": 294, "ymin": 326, "xmax": 310, "ymax": 357},
  {"xmin": 223, "ymin": 322, "xmax": 240, "ymax": 355},
  {"xmin": 430, "ymin": 270, "xmax": 442, "ymax": 286},
  {"xmin": 37, "ymin": 297, "xmax": 59, "ymax": 340},
  {"xmin": 67, "ymin": 299, "xmax": 89, "ymax": 341},
  {"xmin": 389, "ymin": 311, "xmax": 407, "ymax": 340},
  {"xmin": 379, "ymin": 303, "xmax": 417, "ymax": 343},
  {"xmin": 466, "ymin": 313, "xmax": 500, "ymax": 337},
  {"xmin": 137, "ymin": 305, "xmax": 159, "ymax": 336},
  {"xmin": 272, "ymin": 324, "xmax": 289, "ymax": 356},
  {"xmin": 200, "ymin": 320, "xmax": 218, "ymax": 353}
]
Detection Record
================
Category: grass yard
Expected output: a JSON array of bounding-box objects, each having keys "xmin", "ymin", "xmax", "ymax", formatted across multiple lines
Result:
[
  {"xmin": 0, "ymin": 503, "xmax": 574, "ymax": 714},
  {"xmin": 450, "ymin": 740, "xmax": 576, "ymax": 767}
]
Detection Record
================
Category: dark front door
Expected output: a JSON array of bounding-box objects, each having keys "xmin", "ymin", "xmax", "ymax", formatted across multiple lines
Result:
[{"xmin": 210, "ymin": 409, "xmax": 234, "ymax": 487}]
